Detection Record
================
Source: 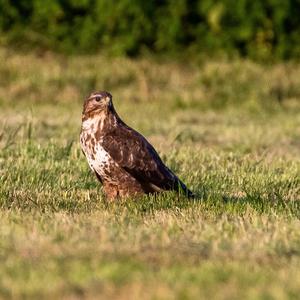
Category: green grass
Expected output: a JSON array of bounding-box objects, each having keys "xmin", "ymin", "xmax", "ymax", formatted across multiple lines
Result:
[{"xmin": 0, "ymin": 49, "xmax": 300, "ymax": 299}]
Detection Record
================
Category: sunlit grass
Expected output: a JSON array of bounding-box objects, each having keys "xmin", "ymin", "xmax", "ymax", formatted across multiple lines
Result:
[{"xmin": 0, "ymin": 48, "xmax": 300, "ymax": 299}]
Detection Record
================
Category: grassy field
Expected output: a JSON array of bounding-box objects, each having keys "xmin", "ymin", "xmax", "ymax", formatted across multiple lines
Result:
[{"xmin": 0, "ymin": 48, "xmax": 300, "ymax": 299}]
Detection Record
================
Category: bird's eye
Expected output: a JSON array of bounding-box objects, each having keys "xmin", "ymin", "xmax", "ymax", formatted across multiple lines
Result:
[{"xmin": 95, "ymin": 96, "xmax": 101, "ymax": 102}]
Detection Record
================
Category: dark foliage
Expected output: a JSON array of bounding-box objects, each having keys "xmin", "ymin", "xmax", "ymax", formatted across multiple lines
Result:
[{"xmin": 0, "ymin": 0, "xmax": 300, "ymax": 59}]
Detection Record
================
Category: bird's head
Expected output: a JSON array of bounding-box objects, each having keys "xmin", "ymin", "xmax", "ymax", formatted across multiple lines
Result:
[{"xmin": 82, "ymin": 91, "xmax": 113, "ymax": 120}]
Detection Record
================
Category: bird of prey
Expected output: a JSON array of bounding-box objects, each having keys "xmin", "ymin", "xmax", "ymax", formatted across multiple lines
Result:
[{"xmin": 80, "ymin": 91, "xmax": 194, "ymax": 200}]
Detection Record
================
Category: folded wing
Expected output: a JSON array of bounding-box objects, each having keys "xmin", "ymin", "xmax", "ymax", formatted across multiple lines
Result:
[{"xmin": 101, "ymin": 125, "xmax": 194, "ymax": 197}]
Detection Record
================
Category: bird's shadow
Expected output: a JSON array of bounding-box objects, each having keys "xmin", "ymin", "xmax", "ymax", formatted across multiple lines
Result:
[{"xmin": 106, "ymin": 188, "xmax": 298, "ymax": 216}]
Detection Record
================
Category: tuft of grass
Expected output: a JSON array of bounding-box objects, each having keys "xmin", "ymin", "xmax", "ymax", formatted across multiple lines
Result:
[{"xmin": 0, "ymin": 48, "xmax": 300, "ymax": 299}]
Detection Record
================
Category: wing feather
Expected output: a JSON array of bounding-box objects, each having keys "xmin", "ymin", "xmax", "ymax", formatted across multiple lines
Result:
[{"xmin": 101, "ymin": 126, "xmax": 193, "ymax": 196}]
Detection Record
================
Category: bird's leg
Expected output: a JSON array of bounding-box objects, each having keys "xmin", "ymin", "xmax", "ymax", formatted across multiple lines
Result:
[
  {"xmin": 103, "ymin": 183, "xmax": 119, "ymax": 201},
  {"xmin": 103, "ymin": 182, "xmax": 144, "ymax": 200}
]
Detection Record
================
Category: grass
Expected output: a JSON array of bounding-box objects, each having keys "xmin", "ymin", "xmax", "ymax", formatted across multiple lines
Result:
[{"xmin": 0, "ymin": 48, "xmax": 300, "ymax": 299}]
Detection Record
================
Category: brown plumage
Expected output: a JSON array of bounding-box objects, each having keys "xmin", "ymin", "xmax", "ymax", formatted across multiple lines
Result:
[{"xmin": 80, "ymin": 91, "xmax": 194, "ymax": 200}]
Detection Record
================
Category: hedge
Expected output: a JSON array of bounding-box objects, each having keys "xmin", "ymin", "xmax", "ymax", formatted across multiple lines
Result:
[{"xmin": 0, "ymin": 0, "xmax": 300, "ymax": 59}]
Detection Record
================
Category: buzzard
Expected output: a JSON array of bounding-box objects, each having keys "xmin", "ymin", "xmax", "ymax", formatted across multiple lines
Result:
[{"xmin": 80, "ymin": 91, "xmax": 194, "ymax": 200}]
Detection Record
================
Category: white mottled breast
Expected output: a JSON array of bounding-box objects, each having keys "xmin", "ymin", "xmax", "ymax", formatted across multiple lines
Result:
[{"xmin": 80, "ymin": 117, "xmax": 115, "ymax": 181}]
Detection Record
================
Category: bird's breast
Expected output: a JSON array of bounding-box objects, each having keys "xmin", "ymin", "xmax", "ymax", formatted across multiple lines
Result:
[{"xmin": 80, "ymin": 130, "xmax": 113, "ymax": 180}]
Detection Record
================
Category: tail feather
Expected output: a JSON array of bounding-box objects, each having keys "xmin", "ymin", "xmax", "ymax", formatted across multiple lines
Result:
[{"xmin": 176, "ymin": 179, "xmax": 195, "ymax": 198}]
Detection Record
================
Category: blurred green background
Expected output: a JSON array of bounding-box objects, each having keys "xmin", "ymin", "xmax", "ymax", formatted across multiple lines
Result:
[{"xmin": 1, "ymin": 0, "xmax": 300, "ymax": 60}]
